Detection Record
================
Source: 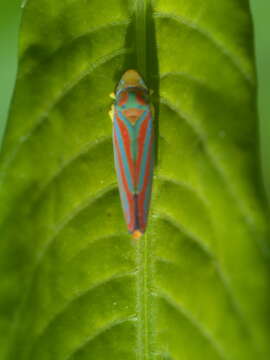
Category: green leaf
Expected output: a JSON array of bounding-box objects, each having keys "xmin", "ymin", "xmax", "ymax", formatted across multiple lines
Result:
[{"xmin": 0, "ymin": 0, "xmax": 270, "ymax": 359}]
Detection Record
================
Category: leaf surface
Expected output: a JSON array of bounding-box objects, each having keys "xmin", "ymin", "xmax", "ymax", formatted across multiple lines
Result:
[{"xmin": 0, "ymin": 0, "xmax": 270, "ymax": 359}]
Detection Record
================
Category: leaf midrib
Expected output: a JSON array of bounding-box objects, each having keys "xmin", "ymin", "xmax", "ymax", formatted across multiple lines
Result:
[
  {"xmin": 135, "ymin": 0, "xmax": 150, "ymax": 79},
  {"xmin": 137, "ymin": 233, "xmax": 153, "ymax": 360},
  {"xmin": 135, "ymin": 1, "xmax": 154, "ymax": 358}
]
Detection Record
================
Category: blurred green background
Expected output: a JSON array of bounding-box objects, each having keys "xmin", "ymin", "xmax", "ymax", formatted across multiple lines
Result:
[
  {"xmin": 0, "ymin": 0, "xmax": 269, "ymax": 195},
  {"xmin": 0, "ymin": 0, "xmax": 21, "ymax": 140}
]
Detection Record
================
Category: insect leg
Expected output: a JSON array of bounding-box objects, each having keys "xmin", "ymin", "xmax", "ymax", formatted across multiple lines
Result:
[
  {"xmin": 150, "ymin": 104, "xmax": 155, "ymax": 117},
  {"xmin": 108, "ymin": 104, "xmax": 115, "ymax": 122}
]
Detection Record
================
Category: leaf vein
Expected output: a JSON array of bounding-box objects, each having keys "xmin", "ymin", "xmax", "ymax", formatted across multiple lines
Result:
[
  {"xmin": 154, "ymin": 212, "xmax": 213, "ymax": 258},
  {"xmin": 19, "ymin": 20, "xmax": 130, "ymax": 79},
  {"xmin": 10, "ymin": 186, "xmax": 120, "ymax": 356},
  {"xmin": 159, "ymin": 96, "xmax": 255, "ymax": 228},
  {"xmin": 156, "ymin": 291, "xmax": 230, "ymax": 360},
  {"xmin": 29, "ymin": 272, "xmax": 136, "ymax": 357},
  {"xmin": 34, "ymin": 135, "xmax": 112, "ymax": 205},
  {"xmin": 154, "ymin": 12, "xmax": 253, "ymax": 85},
  {"xmin": 154, "ymin": 214, "xmax": 261, "ymax": 354},
  {"xmin": 64, "ymin": 316, "xmax": 137, "ymax": 360},
  {"xmin": 0, "ymin": 48, "xmax": 129, "ymax": 182}
]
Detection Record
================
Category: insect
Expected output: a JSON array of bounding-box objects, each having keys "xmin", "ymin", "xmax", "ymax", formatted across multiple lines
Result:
[{"xmin": 109, "ymin": 70, "xmax": 154, "ymax": 239}]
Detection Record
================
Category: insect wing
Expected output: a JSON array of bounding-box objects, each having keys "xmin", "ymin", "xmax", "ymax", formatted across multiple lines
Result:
[
  {"xmin": 113, "ymin": 104, "xmax": 154, "ymax": 234},
  {"xmin": 113, "ymin": 110, "xmax": 136, "ymax": 232},
  {"xmin": 135, "ymin": 110, "xmax": 154, "ymax": 233}
]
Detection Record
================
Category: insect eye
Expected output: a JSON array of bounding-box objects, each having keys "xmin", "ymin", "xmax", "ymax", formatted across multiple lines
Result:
[
  {"xmin": 136, "ymin": 92, "xmax": 148, "ymax": 105},
  {"xmin": 118, "ymin": 92, "xmax": 128, "ymax": 106}
]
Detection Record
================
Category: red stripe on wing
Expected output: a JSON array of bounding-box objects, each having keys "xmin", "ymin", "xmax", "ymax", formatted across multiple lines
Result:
[
  {"xmin": 116, "ymin": 113, "xmax": 135, "ymax": 191},
  {"xmin": 135, "ymin": 112, "xmax": 151, "ymax": 189},
  {"xmin": 137, "ymin": 132, "xmax": 154, "ymax": 232},
  {"xmin": 113, "ymin": 128, "xmax": 136, "ymax": 232},
  {"xmin": 136, "ymin": 90, "xmax": 147, "ymax": 106},
  {"xmin": 118, "ymin": 91, "xmax": 128, "ymax": 107}
]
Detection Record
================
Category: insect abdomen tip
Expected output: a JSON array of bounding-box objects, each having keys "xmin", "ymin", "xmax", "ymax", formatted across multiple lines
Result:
[{"xmin": 132, "ymin": 230, "xmax": 143, "ymax": 239}]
